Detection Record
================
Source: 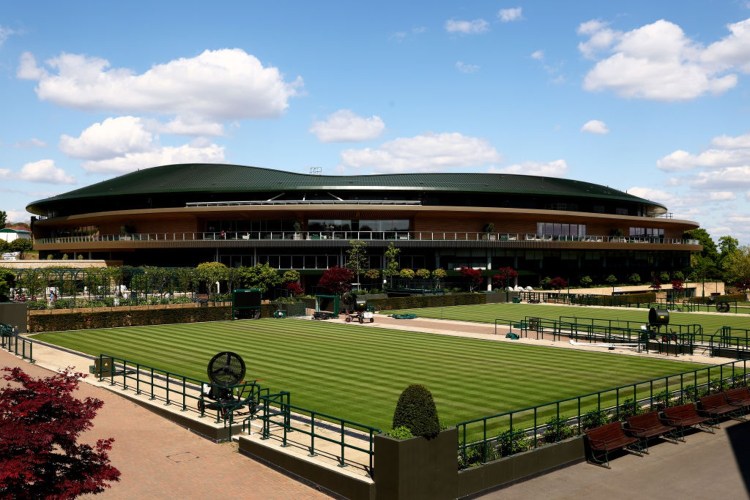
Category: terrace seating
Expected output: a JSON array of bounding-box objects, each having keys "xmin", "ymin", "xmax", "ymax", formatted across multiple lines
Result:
[
  {"xmin": 660, "ymin": 403, "xmax": 712, "ymax": 439},
  {"xmin": 584, "ymin": 422, "xmax": 642, "ymax": 468},
  {"xmin": 725, "ymin": 387, "xmax": 750, "ymax": 411},
  {"xmin": 624, "ymin": 411, "xmax": 677, "ymax": 452},
  {"xmin": 698, "ymin": 393, "xmax": 745, "ymax": 426}
]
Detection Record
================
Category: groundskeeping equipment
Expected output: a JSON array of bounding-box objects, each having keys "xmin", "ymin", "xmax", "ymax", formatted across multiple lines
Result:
[
  {"xmin": 345, "ymin": 299, "xmax": 374, "ymax": 323},
  {"xmin": 199, "ymin": 351, "xmax": 257, "ymax": 419}
]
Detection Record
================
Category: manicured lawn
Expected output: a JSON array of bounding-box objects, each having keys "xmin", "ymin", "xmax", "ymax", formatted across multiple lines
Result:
[
  {"xmin": 32, "ymin": 319, "xmax": 709, "ymax": 430},
  {"xmin": 387, "ymin": 302, "xmax": 750, "ymax": 336}
]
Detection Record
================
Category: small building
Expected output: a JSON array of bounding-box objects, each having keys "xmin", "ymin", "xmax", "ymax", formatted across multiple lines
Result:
[{"xmin": 0, "ymin": 228, "xmax": 32, "ymax": 243}]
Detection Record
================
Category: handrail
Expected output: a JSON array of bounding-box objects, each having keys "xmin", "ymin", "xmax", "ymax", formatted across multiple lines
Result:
[
  {"xmin": 35, "ymin": 231, "xmax": 703, "ymax": 246},
  {"xmin": 456, "ymin": 359, "xmax": 748, "ymax": 468},
  {"xmin": 0, "ymin": 334, "xmax": 34, "ymax": 362}
]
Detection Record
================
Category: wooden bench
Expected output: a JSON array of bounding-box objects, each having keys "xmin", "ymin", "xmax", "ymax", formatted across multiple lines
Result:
[
  {"xmin": 585, "ymin": 422, "xmax": 642, "ymax": 468},
  {"xmin": 624, "ymin": 411, "xmax": 677, "ymax": 452},
  {"xmin": 725, "ymin": 387, "xmax": 750, "ymax": 411},
  {"xmin": 699, "ymin": 393, "xmax": 744, "ymax": 426},
  {"xmin": 660, "ymin": 403, "xmax": 712, "ymax": 439}
]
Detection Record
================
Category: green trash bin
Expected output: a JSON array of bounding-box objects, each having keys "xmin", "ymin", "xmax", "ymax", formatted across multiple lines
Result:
[{"xmin": 512, "ymin": 297, "xmax": 521, "ymax": 304}]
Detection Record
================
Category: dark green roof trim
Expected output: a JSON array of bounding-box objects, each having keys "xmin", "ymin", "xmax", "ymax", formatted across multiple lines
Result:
[{"xmin": 27, "ymin": 163, "xmax": 666, "ymax": 215}]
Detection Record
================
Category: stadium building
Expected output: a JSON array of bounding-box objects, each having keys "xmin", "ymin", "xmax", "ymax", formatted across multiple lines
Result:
[{"xmin": 27, "ymin": 163, "xmax": 701, "ymax": 287}]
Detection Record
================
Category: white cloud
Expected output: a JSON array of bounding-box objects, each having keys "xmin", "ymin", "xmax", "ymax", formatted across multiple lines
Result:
[
  {"xmin": 445, "ymin": 19, "xmax": 489, "ymax": 35},
  {"xmin": 60, "ymin": 116, "xmax": 155, "ymax": 160},
  {"xmin": 390, "ymin": 26, "xmax": 427, "ymax": 42},
  {"xmin": 492, "ymin": 159, "xmax": 568, "ymax": 177},
  {"xmin": 18, "ymin": 159, "xmax": 75, "ymax": 184},
  {"xmin": 708, "ymin": 191, "xmax": 736, "ymax": 201},
  {"xmin": 579, "ymin": 18, "xmax": 744, "ymax": 100},
  {"xmin": 81, "ymin": 143, "xmax": 225, "ymax": 174},
  {"xmin": 455, "ymin": 61, "xmax": 480, "ymax": 73},
  {"xmin": 0, "ymin": 169, "xmax": 11, "ymax": 179},
  {"xmin": 17, "ymin": 49, "xmax": 303, "ymax": 121},
  {"xmin": 14, "ymin": 138, "xmax": 46, "ymax": 148},
  {"xmin": 658, "ymin": 131, "xmax": 750, "ymax": 171},
  {"xmin": 627, "ymin": 186, "xmax": 680, "ymax": 207},
  {"xmin": 340, "ymin": 132, "xmax": 501, "ymax": 172},
  {"xmin": 309, "ymin": 110, "xmax": 385, "ymax": 143},
  {"xmin": 5, "ymin": 209, "xmax": 30, "ymax": 224},
  {"xmin": 581, "ymin": 119, "xmax": 609, "ymax": 134},
  {"xmin": 531, "ymin": 50, "xmax": 544, "ymax": 60},
  {"xmin": 693, "ymin": 166, "xmax": 750, "ymax": 189},
  {"xmin": 498, "ymin": 8, "xmax": 522, "ymax": 23},
  {"xmin": 0, "ymin": 26, "xmax": 16, "ymax": 47}
]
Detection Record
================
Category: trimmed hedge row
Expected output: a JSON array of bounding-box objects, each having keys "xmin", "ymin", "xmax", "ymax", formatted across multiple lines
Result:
[
  {"xmin": 688, "ymin": 293, "xmax": 745, "ymax": 304},
  {"xmin": 28, "ymin": 304, "xmax": 277, "ymax": 333},
  {"xmin": 367, "ymin": 292, "xmax": 490, "ymax": 311},
  {"xmin": 571, "ymin": 292, "xmax": 656, "ymax": 307}
]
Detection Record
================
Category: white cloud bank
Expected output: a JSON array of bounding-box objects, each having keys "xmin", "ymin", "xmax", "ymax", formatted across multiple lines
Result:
[
  {"xmin": 491, "ymin": 159, "xmax": 568, "ymax": 177},
  {"xmin": 340, "ymin": 132, "xmax": 501, "ymax": 173},
  {"xmin": 309, "ymin": 110, "xmax": 385, "ymax": 143},
  {"xmin": 578, "ymin": 18, "xmax": 750, "ymax": 100},
  {"xmin": 18, "ymin": 48, "xmax": 303, "ymax": 124}
]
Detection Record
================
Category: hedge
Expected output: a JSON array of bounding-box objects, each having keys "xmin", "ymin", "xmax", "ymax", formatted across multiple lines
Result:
[
  {"xmin": 570, "ymin": 292, "xmax": 656, "ymax": 307},
  {"xmin": 28, "ymin": 303, "xmax": 277, "ymax": 333},
  {"xmin": 366, "ymin": 292, "xmax": 490, "ymax": 311}
]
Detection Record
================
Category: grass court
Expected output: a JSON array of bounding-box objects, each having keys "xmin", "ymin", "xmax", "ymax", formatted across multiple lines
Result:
[{"xmin": 33, "ymin": 317, "xmax": 707, "ymax": 430}]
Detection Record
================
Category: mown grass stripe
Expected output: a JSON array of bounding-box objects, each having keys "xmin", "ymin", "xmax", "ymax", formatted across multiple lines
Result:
[{"xmin": 34, "ymin": 318, "xmax": 716, "ymax": 429}]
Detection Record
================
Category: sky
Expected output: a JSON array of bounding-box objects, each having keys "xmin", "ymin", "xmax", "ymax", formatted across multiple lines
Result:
[{"xmin": 2, "ymin": 1, "xmax": 750, "ymax": 244}]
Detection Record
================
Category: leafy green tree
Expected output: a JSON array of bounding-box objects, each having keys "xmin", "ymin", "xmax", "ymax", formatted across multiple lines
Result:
[
  {"xmin": 605, "ymin": 274, "xmax": 618, "ymax": 289},
  {"xmin": 415, "ymin": 268, "xmax": 431, "ymax": 280},
  {"xmin": 579, "ymin": 275, "xmax": 593, "ymax": 288},
  {"xmin": 195, "ymin": 262, "xmax": 229, "ymax": 298},
  {"xmin": 686, "ymin": 228, "xmax": 721, "ymax": 280},
  {"xmin": 236, "ymin": 263, "xmax": 281, "ymax": 292},
  {"xmin": 282, "ymin": 269, "xmax": 300, "ymax": 283},
  {"xmin": 399, "ymin": 268, "xmax": 415, "ymax": 280},
  {"xmin": 9, "ymin": 238, "xmax": 32, "ymax": 256},
  {"xmin": 0, "ymin": 268, "xmax": 12, "ymax": 301},
  {"xmin": 0, "ymin": 210, "xmax": 6, "ymax": 229},
  {"xmin": 383, "ymin": 243, "xmax": 400, "ymax": 287},
  {"xmin": 628, "ymin": 273, "xmax": 641, "ymax": 285},
  {"xmin": 432, "ymin": 268, "xmax": 447, "ymax": 289},
  {"xmin": 723, "ymin": 246, "xmax": 750, "ymax": 291},
  {"xmin": 346, "ymin": 240, "xmax": 368, "ymax": 289}
]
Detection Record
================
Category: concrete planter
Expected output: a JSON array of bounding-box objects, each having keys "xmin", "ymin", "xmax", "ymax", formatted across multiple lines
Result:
[
  {"xmin": 457, "ymin": 436, "xmax": 585, "ymax": 497},
  {"xmin": 375, "ymin": 428, "xmax": 458, "ymax": 500}
]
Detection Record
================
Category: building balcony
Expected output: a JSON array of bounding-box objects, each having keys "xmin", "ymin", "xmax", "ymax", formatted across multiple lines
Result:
[{"xmin": 33, "ymin": 231, "xmax": 702, "ymax": 251}]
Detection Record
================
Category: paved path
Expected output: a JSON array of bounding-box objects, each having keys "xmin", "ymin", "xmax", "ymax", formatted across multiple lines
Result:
[{"xmin": 0, "ymin": 348, "xmax": 330, "ymax": 499}]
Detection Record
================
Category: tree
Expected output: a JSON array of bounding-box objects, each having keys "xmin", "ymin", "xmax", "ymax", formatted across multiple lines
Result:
[
  {"xmin": 686, "ymin": 228, "xmax": 721, "ymax": 280},
  {"xmin": 9, "ymin": 238, "xmax": 32, "ymax": 256},
  {"xmin": 579, "ymin": 275, "xmax": 593, "ymax": 288},
  {"xmin": 459, "ymin": 266, "xmax": 482, "ymax": 292},
  {"xmin": 723, "ymin": 246, "xmax": 750, "ymax": 291},
  {"xmin": 605, "ymin": 274, "xmax": 618, "ymax": 292},
  {"xmin": 195, "ymin": 262, "xmax": 229, "ymax": 299},
  {"xmin": 0, "ymin": 210, "xmax": 6, "ymax": 229},
  {"xmin": 399, "ymin": 268, "xmax": 415, "ymax": 281},
  {"xmin": 383, "ymin": 243, "xmax": 400, "ymax": 288},
  {"xmin": 492, "ymin": 266, "xmax": 518, "ymax": 289},
  {"xmin": 628, "ymin": 273, "xmax": 641, "ymax": 285},
  {"xmin": 236, "ymin": 263, "xmax": 281, "ymax": 293},
  {"xmin": 0, "ymin": 268, "xmax": 12, "ymax": 301},
  {"xmin": 346, "ymin": 240, "xmax": 368, "ymax": 290},
  {"xmin": 549, "ymin": 276, "xmax": 568, "ymax": 290},
  {"xmin": 0, "ymin": 367, "xmax": 120, "ymax": 497},
  {"xmin": 318, "ymin": 266, "xmax": 354, "ymax": 294},
  {"xmin": 432, "ymin": 268, "xmax": 447, "ymax": 289}
]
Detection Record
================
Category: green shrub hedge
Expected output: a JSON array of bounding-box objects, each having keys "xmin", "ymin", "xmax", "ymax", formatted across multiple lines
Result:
[
  {"xmin": 571, "ymin": 292, "xmax": 656, "ymax": 307},
  {"xmin": 28, "ymin": 304, "xmax": 277, "ymax": 333},
  {"xmin": 368, "ymin": 292, "xmax": 488, "ymax": 311},
  {"xmin": 392, "ymin": 384, "xmax": 441, "ymax": 439}
]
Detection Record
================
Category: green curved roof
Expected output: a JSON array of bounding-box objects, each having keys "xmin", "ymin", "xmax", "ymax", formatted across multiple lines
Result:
[{"xmin": 27, "ymin": 163, "xmax": 666, "ymax": 215}]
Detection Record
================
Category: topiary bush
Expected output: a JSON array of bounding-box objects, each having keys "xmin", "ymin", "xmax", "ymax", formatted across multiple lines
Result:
[{"xmin": 392, "ymin": 384, "xmax": 441, "ymax": 438}]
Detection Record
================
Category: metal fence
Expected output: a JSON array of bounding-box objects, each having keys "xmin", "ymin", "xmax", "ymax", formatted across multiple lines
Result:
[
  {"xmin": 92, "ymin": 354, "xmax": 379, "ymax": 476},
  {"xmin": 456, "ymin": 359, "xmax": 748, "ymax": 468},
  {"xmin": 0, "ymin": 333, "xmax": 34, "ymax": 362}
]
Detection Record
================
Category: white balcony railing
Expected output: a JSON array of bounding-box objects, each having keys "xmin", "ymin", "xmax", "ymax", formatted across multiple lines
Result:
[{"xmin": 35, "ymin": 231, "xmax": 702, "ymax": 246}]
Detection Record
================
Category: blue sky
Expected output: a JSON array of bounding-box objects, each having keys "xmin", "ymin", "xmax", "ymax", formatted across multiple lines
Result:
[{"xmin": 2, "ymin": 1, "xmax": 750, "ymax": 244}]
